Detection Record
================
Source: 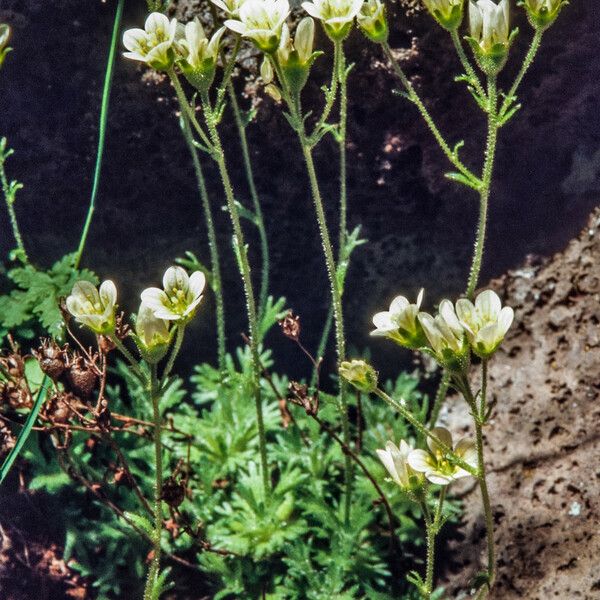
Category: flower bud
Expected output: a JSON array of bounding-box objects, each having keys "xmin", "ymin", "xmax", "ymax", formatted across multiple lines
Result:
[
  {"xmin": 423, "ymin": 0, "xmax": 464, "ymax": 30},
  {"xmin": 357, "ymin": 0, "xmax": 389, "ymax": 43},
  {"xmin": 276, "ymin": 19, "xmax": 319, "ymax": 96},
  {"xmin": 520, "ymin": 0, "xmax": 567, "ymax": 30},
  {"xmin": 301, "ymin": 0, "xmax": 364, "ymax": 41},
  {"xmin": 178, "ymin": 19, "xmax": 225, "ymax": 93},
  {"xmin": 132, "ymin": 303, "xmax": 171, "ymax": 364},
  {"xmin": 0, "ymin": 24, "xmax": 12, "ymax": 70},
  {"xmin": 260, "ymin": 56, "xmax": 274, "ymax": 84},
  {"xmin": 339, "ymin": 359, "xmax": 378, "ymax": 393},
  {"xmin": 467, "ymin": 0, "xmax": 516, "ymax": 75}
]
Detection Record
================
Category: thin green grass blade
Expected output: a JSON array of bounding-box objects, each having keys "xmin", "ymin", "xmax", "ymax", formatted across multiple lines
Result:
[{"xmin": 0, "ymin": 375, "xmax": 50, "ymax": 484}]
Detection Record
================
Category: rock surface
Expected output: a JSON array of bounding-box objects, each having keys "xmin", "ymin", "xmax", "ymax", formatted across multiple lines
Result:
[{"xmin": 441, "ymin": 208, "xmax": 600, "ymax": 599}]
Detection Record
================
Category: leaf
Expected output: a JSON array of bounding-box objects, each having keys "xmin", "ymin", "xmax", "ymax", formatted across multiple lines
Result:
[
  {"xmin": 123, "ymin": 511, "xmax": 154, "ymax": 538},
  {"xmin": 0, "ymin": 376, "xmax": 50, "ymax": 485},
  {"xmin": 445, "ymin": 171, "xmax": 482, "ymax": 191}
]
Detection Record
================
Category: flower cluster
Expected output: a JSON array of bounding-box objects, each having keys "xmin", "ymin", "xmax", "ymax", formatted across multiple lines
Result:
[
  {"xmin": 377, "ymin": 427, "xmax": 477, "ymax": 488},
  {"xmin": 66, "ymin": 266, "xmax": 205, "ymax": 362},
  {"xmin": 371, "ymin": 289, "xmax": 513, "ymax": 370}
]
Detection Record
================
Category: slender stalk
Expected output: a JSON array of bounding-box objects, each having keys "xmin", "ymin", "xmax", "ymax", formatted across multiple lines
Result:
[
  {"xmin": 466, "ymin": 76, "xmax": 498, "ymax": 299},
  {"xmin": 381, "ymin": 42, "xmax": 481, "ymax": 189},
  {"xmin": 300, "ymin": 139, "xmax": 352, "ymax": 524},
  {"xmin": 144, "ymin": 364, "xmax": 163, "ymax": 600},
  {"xmin": 110, "ymin": 335, "xmax": 147, "ymax": 383},
  {"xmin": 311, "ymin": 303, "xmax": 333, "ymax": 388},
  {"xmin": 75, "ymin": 0, "xmax": 124, "ymax": 268},
  {"xmin": 228, "ymin": 83, "xmax": 270, "ymax": 316},
  {"xmin": 336, "ymin": 41, "xmax": 348, "ymax": 255},
  {"xmin": 200, "ymin": 91, "xmax": 270, "ymax": 496},
  {"xmin": 0, "ymin": 153, "xmax": 28, "ymax": 263},
  {"xmin": 499, "ymin": 29, "xmax": 543, "ymax": 121},
  {"xmin": 162, "ymin": 325, "xmax": 185, "ymax": 381},
  {"xmin": 449, "ymin": 28, "xmax": 486, "ymax": 101},
  {"xmin": 180, "ymin": 116, "xmax": 226, "ymax": 370}
]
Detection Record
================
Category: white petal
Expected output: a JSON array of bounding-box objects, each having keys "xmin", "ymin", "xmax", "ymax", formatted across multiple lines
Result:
[
  {"xmin": 224, "ymin": 19, "xmax": 247, "ymax": 34},
  {"xmin": 439, "ymin": 299, "xmax": 463, "ymax": 335},
  {"xmin": 498, "ymin": 306, "xmax": 514, "ymax": 336},
  {"xmin": 389, "ymin": 295, "xmax": 410, "ymax": 316},
  {"xmin": 376, "ymin": 449, "xmax": 399, "ymax": 484},
  {"xmin": 145, "ymin": 12, "xmax": 171, "ymax": 35},
  {"xmin": 163, "ymin": 266, "xmax": 189, "ymax": 292},
  {"xmin": 425, "ymin": 471, "xmax": 452, "ymax": 486},
  {"xmin": 416, "ymin": 288, "xmax": 424, "ymax": 309},
  {"xmin": 123, "ymin": 28, "xmax": 148, "ymax": 52},
  {"xmin": 99, "ymin": 280, "xmax": 117, "ymax": 308},
  {"xmin": 188, "ymin": 271, "xmax": 207, "ymax": 298},
  {"xmin": 428, "ymin": 426, "xmax": 453, "ymax": 455},
  {"xmin": 407, "ymin": 449, "xmax": 432, "ymax": 473},
  {"xmin": 475, "ymin": 290, "xmax": 501, "ymax": 321},
  {"xmin": 302, "ymin": 2, "xmax": 323, "ymax": 19},
  {"xmin": 141, "ymin": 287, "xmax": 169, "ymax": 310},
  {"xmin": 455, "ymin": 438, "xmax": 477, "ymax": 469}
]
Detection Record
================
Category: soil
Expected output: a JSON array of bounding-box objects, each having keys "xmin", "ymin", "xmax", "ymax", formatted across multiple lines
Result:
[{"xmin": 441, "ymin": 208, "xmax": 600, "ymax": 599}]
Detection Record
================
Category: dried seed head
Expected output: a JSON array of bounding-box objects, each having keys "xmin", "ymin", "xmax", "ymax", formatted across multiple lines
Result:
[
  {"xmin": 0, "ymin": 381, "xmax": 33, "ymax": 409},
  {"xmin": 66, "ymin": 356, "xmax": 98, "ymax": 399},
  {"xmin": 43, "ymin": 392, "xmax": 76, "ymax": 424},
  {"xmin": 279, "ymin": 311, "xmax": 301, "ymax": 341},
  {"xmin": 161, "ymin": 476, "xmax": 186, "ymax": 508},
  {"xmin": 33, "ymin": 339, "xmax": 68, "ymax": 381},
  {"xmin": 0, "ymin": 352, "xmax": 25, "ymax": 380},
  {"xmin": 0, "ymin": 421, "xmax": 16, "ymax": 458}
]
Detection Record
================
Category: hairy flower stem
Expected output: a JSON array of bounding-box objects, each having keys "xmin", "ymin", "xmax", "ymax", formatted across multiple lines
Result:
[
  {"xmin": 421, "ymin": 485, "xmax": 446, "ymax": 597},
  {"xmin": 499, "ymin": 29, "xmax": 543, "ymax": 120},
  {"xmin": 180, "ymin": 116, "xmax": 226, "ymax": 370},
  {"xmin": 428, "ymin": 371, "xmax": 450, "ymax": 427},
  {"xmin": 110, "ymin": 335, "xmax": 147, "ymax": 384},
  {"xmin": 0, "ymin": 151, "xmax": 28, "ymax": 263},
  {"xmin": 162, "ymin": 325, "xmax": 185, "ymax": 381},
  {"xmin": 458, "ymin": 375, "xmax": 495, "ymax": 589},
  {"xmin": 144, "ymin": 364, "xmax": 163, "ymax": 600},
  {"xmin": 74, "ymin": 0, "xmax": 124, "ymax": 269},
  {"xmin": 200, "ymin": 93, "xmax": 270, "ymax": 496},
  {"xmin": 381, "ymin": 42, "xmax": 481, "ymax": 189},
  {"xmin": 299, "ymin": 139, "xmax": 352, "ymax": 524},
  {"xmin": 466, "ymin": 76, "xmax": 498, "ymax": 299},
  {"xmin": 228, "ymin": 83, "xmax": 270, "ymax": 317},
  {"xmin": 449, "ymin": 28, "xmax": 485, "ymax": 101}
]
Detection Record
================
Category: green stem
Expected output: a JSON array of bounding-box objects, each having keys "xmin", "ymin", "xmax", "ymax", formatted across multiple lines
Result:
[
  {"xmin": 228, "ymin": 83, "xmax": 270, "ymax": 317},
  {"xmin": 374, "ymin": 388, "xmax": 477, "ymax": 476},
  {"xmin": 466, "ymin": 76, "xmax": 498, "ymax": 299},
  {"xmin": 499, "ymin": 29, "xmax": 543, "ymax": 121},
  {"xmin": 143, "ymin": 364, "xmax": 163, "ymax": 600},
  {"xmin": 74, "ymin": 0, "xmax": 124, "ymax": 268},
  {"xmin": 336, "ymin": 41, "xmax": 348, "ymax": 257},
  {"xmin": 449, "ymin": 28, "xmax": 486, "ymax": 101},
  {"xmin": 180, "ymin": 115, "xmax": 226, "ymax": 370},
  {"xmin": 428, "ymin": 371, "xmax": 450, "ymax": 428},
  {"xmin": 381, "ymin": 42, "xmax": 481, "ymax": 189},
  {"xmin": 311, "ymin": 303, "xmax": 333, "ymax": 389},
  {"xmin": 200, "ymin": 92, "xmax": 270, "ymax": 496},
  {"xmin": 162, "ymin": 325, "xmax": 185, "ymax": 381},
  {"xmin": 300, "ymin": 139, "xmax": 352, "ymax": 524},
  {"xmin": 0, "ymin": 152, "xmax": 28, "ymax": 263}
]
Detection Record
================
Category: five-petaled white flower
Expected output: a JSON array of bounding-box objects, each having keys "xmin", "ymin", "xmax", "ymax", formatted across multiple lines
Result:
[
  {"xmin": 423, "ymin": 0, "xmax": 464, "ymax": 30},
  {"xmin": 469, "ymin": 0, "xmax": 510, "ymax": 54},
  {"xmin": 376, "ymin": 440, "xmax": 423, "ymax": 489},
  {"xmin": 225, "ymin": 0, "xmax": 290, "ymax": 53},
  {"xmin": 66, "ymin": 280, "xmax": 118, "ymax": 334},
  {"xmin": 455, "ymin": 289, "xmax": 513, "ymax": 358},
  {"xmin": 357, "ymin": 0, "xmax": 388, "ymax": 43},
  {"xmin": 301, "ymin": 0, "xmax": 364, "ymax": 40},
  {"xmin": 179, "ymin": 19, "xmax": 226, "ymax": 70},
  {"xmin": 407, "ymin": 427, "xmax": 477, "ymax": 485},
  {"xmin": 371, "ymin": 289, "xmax": 427, "ymax": 349},
  {"xmin": 141, "ymin": 266, "xmax": 206, "ymax": 322},
  {"xmin": 123, "ymin": 12, "xmax": 179, "ymax": 71}
]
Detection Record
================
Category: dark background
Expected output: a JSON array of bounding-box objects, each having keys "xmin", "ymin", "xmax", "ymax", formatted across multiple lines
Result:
[{"xmin": 0, "ymin": 0, "xmax": 598, "ymax": 382}]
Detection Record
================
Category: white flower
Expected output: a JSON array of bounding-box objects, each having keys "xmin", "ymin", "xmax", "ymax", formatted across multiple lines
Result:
[
  {"xmin": 211, "ymin": 0, "xmax": 248, "ymax": 17},
  {"xmin": 179, "ymin": 19, "xmax": 225, "ymax": 70},
  {"xmin": 225, "ymin": 0, "xmax": 290, "ymax": 53},
  {"xmin": 455, "ymin": 290, "xmax": 513, "ymax": 358},
  {"xmin": 339, "ymin": 359, "xmax": 378, "ymax": 393},
  {"xmin": 66, "ymin": 280, "xmax": 118, "ymax": 334},
  {"xmin": 371, "ymin": 289, "xmax": 427, "ymax": 349},
  {"xmin": 423, "ymin": 0, "xmax": 464, "ymax": 30},
  {"xmin": 141, "ymin": 266, "xmax": 206, "ymax": 322},
  {"xmin": 407, "ymin": 427, "xmax": 477, "ymax": 485},
  {"xmin": 469, "ymin": 0, "xmax": 510, "ymax": 54},
  {"xmin": 123, "ymin": 12, "xmax": 179, "ymax": 70},
  {"xmin": 301, "ymin": 0, "xmax": 364, "ymax": 40},
  {"xmin": 376, "ymin": 439, "xmax": 423, "ymax": 489},
  {"xmin": 357, "ymin": 0, "xmax": 388, "ymax": 43},
  {"xmin": 277, "ymin": 17, "xmax": 315, "ymax": 65},
  {"xmin": 0, "ymin": 23, "xmax": 11, "ymax": 68},
  {"xmin": 135, "ymin": 303, "xmax": 171, "ymax": 349}
]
